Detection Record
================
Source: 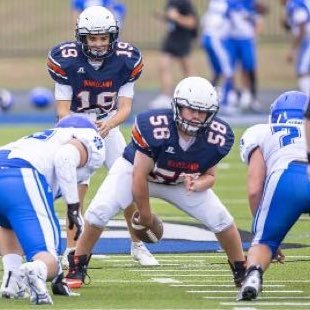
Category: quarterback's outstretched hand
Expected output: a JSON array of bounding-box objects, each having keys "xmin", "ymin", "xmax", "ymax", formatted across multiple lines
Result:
[
  {"xmin": 67, "ymin": 203, "xmax": 84, "ymax": 241},
  {"xmin": 96, "ymin": 120, "xmax": 112, "ymax": 138}
]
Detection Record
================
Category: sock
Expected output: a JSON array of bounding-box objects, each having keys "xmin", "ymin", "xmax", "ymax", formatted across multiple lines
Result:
[
  {"xmin": 32, "ymin": 260, "xmax": 48, "ymax": 282},
  {"xmin": 2, "ymin": 254, "xmax": 23, "ymax": 272}
]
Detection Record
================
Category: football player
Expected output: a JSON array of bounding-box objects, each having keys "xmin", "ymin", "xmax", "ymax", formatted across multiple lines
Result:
[
  {"xmin": 223, "ymin": 0, "xmax": 267, "ymax": 113},
  {"xmin": 284, "ymin": 0, "xmax": 310, "ymax": 96},
  {"xmin": 64, "ymin": 76, "xmax": 246, "ymax": 289},
  {"xmin": 200, "ymin": 0, "xmax": 232, "ymax": 90},
  {"xmin": 0, "ymin": 115, "xmax": 105, "ymax": 304},
  {"xmin": 237, "ymin": 91, "xmax": 310, "ymax": 301},
  {"xmin": 47, "ymin": 6, "xmax": 158, "ymax": 267}
]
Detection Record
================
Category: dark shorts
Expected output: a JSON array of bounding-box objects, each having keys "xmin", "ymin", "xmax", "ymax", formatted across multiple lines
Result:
[{"xmin": 161, "ymin": 35, "xmax": 193, "ymax": 57}]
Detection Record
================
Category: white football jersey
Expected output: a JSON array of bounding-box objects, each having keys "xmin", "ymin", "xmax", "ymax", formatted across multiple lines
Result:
[
  {"xmin": 240, "ymin": 122, "xmax": 306, "ymax": 175},
  {"xmin": 0, "ymin": 127, "xmax": 105, "ymax": 198},
  {"xmin": 200, "ymin": 0, "xmax": 230, "ymax": 37}
]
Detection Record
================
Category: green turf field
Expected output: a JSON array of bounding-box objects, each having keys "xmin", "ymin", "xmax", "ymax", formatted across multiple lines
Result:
[{"xmin": 0, "ymin": 125, "xmax": 309, "ymax": 310}]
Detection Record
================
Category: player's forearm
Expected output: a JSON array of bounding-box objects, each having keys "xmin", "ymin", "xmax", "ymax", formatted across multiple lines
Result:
[
  {"xmin": 56, "ymin": 100, "xmax": 71, "ymax": 119},
  {"xmin": 107, "ymin": 98, "xmax": 132, "ymax": 129},
  {"xmin": 167, "ymin": 8, "xmax": 196, "ymax": 29},
  {"xmin": 195, "ymin": 173, "xmax": 216, "ymax": 191},
  {"xmin": 176, "ymin": 14, "xmax": 196, "ymax": 29},
  {"xmin": 132, "ymin": 178, "xmax": 152, "ymax": 226}
]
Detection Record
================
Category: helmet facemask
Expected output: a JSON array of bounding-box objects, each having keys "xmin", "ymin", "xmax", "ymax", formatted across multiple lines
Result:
[
  {"xmin": 172, "ymin": 97, "xmax": 219, "ymax": 136},
  {"xmin": 75, "ymin": 6, "xmax": 119, "ymax": 60},
  {"xmin": 76, "ymin": 27, "xmax": 119, "ymax": 60}
]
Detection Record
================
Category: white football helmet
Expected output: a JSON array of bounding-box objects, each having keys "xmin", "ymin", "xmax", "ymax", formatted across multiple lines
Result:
[
  {"xmin": 172, "ymin": 77, "xmax": 219, "ymax": 136},
  {"xmin": 76, "ymin": 6, "xmax": 119, "ymax": 59}
]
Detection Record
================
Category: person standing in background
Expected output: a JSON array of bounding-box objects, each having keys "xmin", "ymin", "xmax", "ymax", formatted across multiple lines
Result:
[
  {"xmin": 284, "ymin": 0, "xmax": 310, "ymax": 97},
  {"xmin": 200, "ymin": 0, "xmax": 235, "ymax": 114},
  {"xmin": 149, "ymin": 0, "xmax": 198, "ymax": 109},
  {"xmin": 222, "ymin": 0, "xmax": 268, "ymax": 114}
]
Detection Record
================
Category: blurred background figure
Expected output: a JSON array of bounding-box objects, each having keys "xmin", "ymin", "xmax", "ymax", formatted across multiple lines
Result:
[
  {"xmin": 283, "ymin": 0, "xmax": 310, "ymax": 96},
  {"xmin": 221, "ymin": 0, "xmax": 268, "ymax": 114},
  {"xmin": 71, "ymin": 0, "xmax": 127, "ymax": 29},
  {"xmin": 29, "ymin": 87, "xmax": 54, "ymax": 110},
  {"xmin": 0, "ymin": 89, "xmax": 14, "ymax": 113},
  {"xmin": 200, "ymin": 0, "xmax": 234, "ymax": 114},
  {"xmin": 149, "ymin": 0, "xmax": 199, "ymax": 109},
  {"xmin": 200, "ymin": 0, "xmax": 232, "ymax": 87}
]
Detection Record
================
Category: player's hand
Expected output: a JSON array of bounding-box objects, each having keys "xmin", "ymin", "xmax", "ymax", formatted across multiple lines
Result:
[
  {"xmin": 167, "ymin": 8, "xmax": 179, "ymax": 21},
  {"xmin": 183, "ymin": 174, "xmax": 202, "ymax": 193},
  {"xmin": 67, "ymin": 203, "xmax": 84, "ymax": 241},
  {"xmin": 183, "ymin": 174, "xmax": 195, "ymax": 193},
  {"xmin": 132, "ymin": 211, "xmax": 153, "ymax": 228},
  {"xmin": 96, "ymin": 120, "xmax": 111, "ymax": 138},
  {"xmin": 273, "ymin": 248, "xmax": 285, "ymax": 264}
]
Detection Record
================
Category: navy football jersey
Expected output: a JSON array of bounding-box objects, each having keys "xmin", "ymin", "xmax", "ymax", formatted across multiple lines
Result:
[
  {"xmin": 123, "ymin": 109, "xmax": 234, "ymax": 185},
  {"xmin": 47, "ymin": 41, "xmax": 143, "ymax": 113}
]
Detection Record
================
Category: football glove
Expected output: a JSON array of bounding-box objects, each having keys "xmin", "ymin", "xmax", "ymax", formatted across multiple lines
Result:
[{"xmin": 67, "ymin": 203, "xmax": 84, "ymax": 241}]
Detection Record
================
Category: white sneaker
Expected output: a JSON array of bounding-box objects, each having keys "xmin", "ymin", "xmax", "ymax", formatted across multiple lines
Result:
[
  {"xmin": 0, "ymin": 270, "xmax": 29, "ymax": 299},
  {"xmin": 239, "ymin": 90, "xmax": 252, "ymax": 110},
  {"xmin": 236, "ymin": 268, "xmax": 262, "ymax": 301},
  {"xmin": 131, "ymin": 242, "xmax": 159, "ymax": 266},
  {"xmin": 61, "ymin": 247, "xmax": 75, "ymax": 270},
  {"xmin": 21, "ymin": 262, "xmax": 53, "ymax": 305},
  {"xmin": 149, "ymin": 94, "xmax": 172, "ymax": 109}
]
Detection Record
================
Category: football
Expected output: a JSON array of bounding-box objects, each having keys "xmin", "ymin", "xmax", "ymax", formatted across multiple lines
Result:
[{"xmin": 131, "ymin": 211, "xmax": 163, "ymax": 243}]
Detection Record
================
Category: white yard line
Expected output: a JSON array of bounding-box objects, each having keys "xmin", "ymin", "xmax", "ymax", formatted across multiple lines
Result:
[
  {"xmin": 129, "ymin": 269, "xmax": 230, "ymax": 272},
  {"xmin": 222, "ymin": 302, "xmax": 310, "ymax": 306},
  {"xmin": 171, "ymin": 284, "xmax": 284, "ymax": 287},
  {"xmin": 141, "ymin": 274, "xmax": 231, "ymax": 277},
  {"xmin": 186, "ymin": 290, "xmax": 304, "ymax": 294}
]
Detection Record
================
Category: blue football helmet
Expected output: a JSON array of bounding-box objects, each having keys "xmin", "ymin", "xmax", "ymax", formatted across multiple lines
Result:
[
  {"xmin": 56, "ymin": 114, "xmax": 97, "ymax": 131},
  {"xmin": 270, "ymin": 90, "xmax": 309, "ymax": 123}
]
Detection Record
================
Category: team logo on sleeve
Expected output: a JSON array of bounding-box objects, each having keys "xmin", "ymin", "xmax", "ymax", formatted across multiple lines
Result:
[{"xmin": 93, "ymin": 136, "xmax": 103, "ymax": 150}]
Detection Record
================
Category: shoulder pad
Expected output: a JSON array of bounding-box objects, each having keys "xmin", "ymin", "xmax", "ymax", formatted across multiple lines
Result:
[
  {"xmin": 208, "ymin": 117, "xmax": 234, "ymax": 156},
  {"xmin": 47, "ymin": 41, "xmax": 79, "ymax": 85},
  {"xmin": 115, "ymin": 42, "xmax": 143, "ymax": 82},
  {"xmin": 72, "ymin": 128, "xmax": 105, "ymax": 170},
  {"xmin": 239, "ymin": 124, "xmax": 266, "ymax": 164},
  {"xmin": 131, "ymin": 110, "xmax": 171, "ymax": 155}
]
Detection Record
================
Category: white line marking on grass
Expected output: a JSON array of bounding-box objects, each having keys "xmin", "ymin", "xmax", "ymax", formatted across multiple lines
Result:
[
  {"xmin": 50, "ymin": 308, "xmax": 228, "ymax": 310},
  {"xmin": 93, "ymin": 280, "xmax": 165, "ymax": 283},
  {"xmin": 112, "ymin": 263, "xmax": 182, "ymax": 267},
  {"xmin": 222, "ymin": 302, "xmax": 310, "ymax": 306},
  {"xmin": 130, "ymin": 269, "xmax": 230, "ymax": 272},
  {"xmin": 171, "ymin": 284, "xmax": 284, "ymax": 287},
  {"xmin": 204, "ymin": 296, "xmax": 310, "ymax": 300},
  {"xmin": 188, "ymin": 290, "xmax": 303, "ymax": 294},
  {"xmin": 152, "ymin": 278, "xmax": 181, "ymax": 283},
  {"xmin": 141, "ymin": 274, "xmax": 231, "ymax": 277},
  {"xmin": 265, "ymin": 280, "xmax": 310, "ymax": 283}
]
